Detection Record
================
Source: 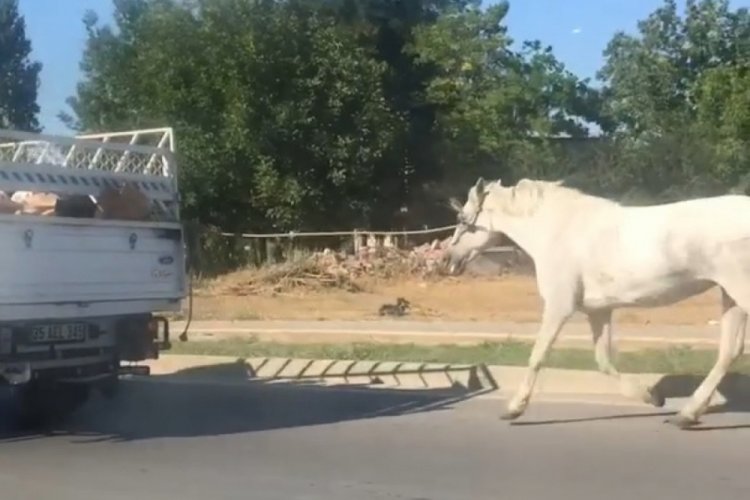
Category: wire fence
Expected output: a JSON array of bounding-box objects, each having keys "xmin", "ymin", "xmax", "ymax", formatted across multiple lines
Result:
[
  {"xmin": 218, "ymin": 224, "xmax": 459, "ymax": 239},
  {"xmin": 185, "ymin": 222, "xmax": 466, "ymax": 277}
]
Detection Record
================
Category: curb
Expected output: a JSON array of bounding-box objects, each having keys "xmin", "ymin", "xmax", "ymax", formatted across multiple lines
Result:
[
  {"xmin": 170, "ymin": 321, "xmax": 732, "ymax": 351},
  {"xmin": 141, "ymin": 354, "xmax": 750, "ymax": 408}
]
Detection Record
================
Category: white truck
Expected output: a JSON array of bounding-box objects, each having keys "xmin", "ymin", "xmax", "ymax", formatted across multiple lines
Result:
[{"xmin": 0, "ymin": 127, "xmax": 188, "ymax": 424}]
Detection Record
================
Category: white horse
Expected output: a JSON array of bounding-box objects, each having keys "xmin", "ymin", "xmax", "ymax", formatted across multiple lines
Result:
[{"xmin": 446, "ymin": 177, "xmax": 750, "ymax": 428}]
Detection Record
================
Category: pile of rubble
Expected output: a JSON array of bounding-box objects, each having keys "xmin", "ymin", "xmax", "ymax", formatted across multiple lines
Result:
[
  {"xmin": 223, "ymin": 258, "xmax": 363, "ymax": 296},
  {"xmin": 313, "ymin": 238, "xmax": 450, "ymax": 279},
  {"xmin": 218, "ymin": 238, "xmax": 451, "ymax": 296}
]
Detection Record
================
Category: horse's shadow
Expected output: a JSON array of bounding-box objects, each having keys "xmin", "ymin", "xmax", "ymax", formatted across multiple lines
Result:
[
  {"xmin": 511, "ymin": 372, "xmax": 750, "ymax": 430},
  {"xmin": 652, "ymin": 372, "xmax": 750, "ymax": 430},
  {"xmin": 651, "ymin": 372, "xmax": 750, "ymax": 412}
]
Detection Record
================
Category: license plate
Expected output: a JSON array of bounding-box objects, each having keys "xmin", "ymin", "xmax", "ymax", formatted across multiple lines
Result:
[{"xmin": 28, "ymin": 323, "xmax": 88, "ymax": 344}]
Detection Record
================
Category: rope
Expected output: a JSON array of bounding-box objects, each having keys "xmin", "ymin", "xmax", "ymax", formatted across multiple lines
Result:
[{"xmin": 219, "ymin": 224, "xmax": 458, "ymax": 239}]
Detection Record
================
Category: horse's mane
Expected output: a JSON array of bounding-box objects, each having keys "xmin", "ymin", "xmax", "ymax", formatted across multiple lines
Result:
[{"xmin": 488, "ymin": 178, "xmax": 618, "ymax": 217}]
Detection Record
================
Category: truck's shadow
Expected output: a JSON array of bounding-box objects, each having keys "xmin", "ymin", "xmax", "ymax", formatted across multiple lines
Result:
[{"xmin": 0, "ymin": 361, "xmax": 488, "ymax": 443}]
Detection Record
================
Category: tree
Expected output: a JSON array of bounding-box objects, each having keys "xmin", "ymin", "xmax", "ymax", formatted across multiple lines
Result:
[
  {"xmin": 296, "ymin": 0, "xmax": 483, "ymax": 221},
  {"xmin": 598, "ymin": 0, "xmax": 750, "ymax": 196},
  {"xmin": 599, "ymin": 0, "xmax": 750, "ymax": 136},
  {"xmin": 408, "ymin": 2, "xmax": 606, "ymax": 186},
  {"xmin": 65, "ymin": 0, "xmax": 405, "ymax": 232},
  {"xmin": 0, "ymin": 0, "xmax": 42, "ymax": 131},
  {"xmin": 694, "ymin": 65, "xmax": 750, "ymax": 182}
]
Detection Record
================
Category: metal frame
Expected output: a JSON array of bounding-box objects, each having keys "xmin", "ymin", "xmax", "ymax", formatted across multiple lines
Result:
[{"xmin": 0, "ymin": 127, "xmax": 179, "ymax": 221}]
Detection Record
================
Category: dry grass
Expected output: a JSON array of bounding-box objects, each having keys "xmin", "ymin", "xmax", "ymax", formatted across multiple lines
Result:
[
  {"xmin": 191, "ymin": 269, "xmax": 722, "ymax": 325},
  {"xmin": 198, "ymin": 259, "xmax": 361, "ymax": 296}
]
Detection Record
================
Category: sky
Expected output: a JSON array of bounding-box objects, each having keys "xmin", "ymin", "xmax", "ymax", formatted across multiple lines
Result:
[{"xmin": 17, "ymin": 0, "xmax": 750, "ymax": 135}]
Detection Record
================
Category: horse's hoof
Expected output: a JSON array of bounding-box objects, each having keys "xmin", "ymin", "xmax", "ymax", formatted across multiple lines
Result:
[
  {"xmin": 664, "ymin": 414, "xmax": 699, "ymax": 429},
  {"xmin": 648, "ymin": 387, "xmax": 666, "ymax": 408},
  {"xmin": 500, "ymin": 409, "xmax": 523, "ymax": 421}
]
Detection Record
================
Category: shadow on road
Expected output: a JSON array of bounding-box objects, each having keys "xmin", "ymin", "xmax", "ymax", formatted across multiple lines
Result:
[
  {"xmin": 0, "ymin": 361, "xmax": 489, "ymax": 444},
  {"xmin": 510, "ymin": 371, "xmax": 750, "ymax": 429},
  {"xmin": 652, "ymin": 372, "xmax": 750, "ymax": 412},
  {"xmin": 654, "ymin": 372, "xmax": 750, "ymax": 431},
  {"xmin": 509, "ymin": 410, "xmax": 676, "ymax": 427}
]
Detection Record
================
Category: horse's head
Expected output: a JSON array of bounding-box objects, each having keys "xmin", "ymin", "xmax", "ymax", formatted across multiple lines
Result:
[
  {"xmin": 445, "ymin": 177, "xmax": 503, "ymax": 275},
  {"xmin": 445, "ymin": 176, "xmax": 570, "ymax": 274}
]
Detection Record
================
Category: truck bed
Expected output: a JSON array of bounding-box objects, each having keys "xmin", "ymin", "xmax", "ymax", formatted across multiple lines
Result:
[
  {"xmin": 0, "ymin": 127, "xmax": 186, "ymax": 322},
  {"xmin": 0, "ymin": 215, "xmax": 185, "ymax": 321}
]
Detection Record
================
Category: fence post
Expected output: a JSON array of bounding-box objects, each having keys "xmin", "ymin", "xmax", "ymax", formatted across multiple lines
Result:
[
  {"xmin": 286, "ymin": 231, "xmax": 296, "ymax": 261},
  {"xmin": 352, "ymin": 229, "xmax": 360, "ymax": 255},
  {"xmin": 265, "ymin": 237, "xmax": 279, "ymax": 265}
]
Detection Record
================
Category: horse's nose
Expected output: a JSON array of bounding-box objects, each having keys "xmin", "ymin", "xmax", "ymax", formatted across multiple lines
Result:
[{"xmin": 445, "ymin": 253, "xmax": 465, "ymax": 275}]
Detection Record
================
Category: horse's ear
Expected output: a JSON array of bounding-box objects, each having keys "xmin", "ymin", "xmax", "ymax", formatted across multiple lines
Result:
[
  {"xmin": 448, "ymin": 197, "xmax": 463, "ymax": 213},
  {"xmin": 474, "ymin": 177, "xmax": 486, "ymax": 192}
]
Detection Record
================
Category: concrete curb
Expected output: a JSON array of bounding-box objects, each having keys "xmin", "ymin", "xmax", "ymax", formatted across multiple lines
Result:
[
  {"xmin": 142, "ymin": 354, "xmax": 750, "ymax": 409},
  {"xmin": 170, "ymin": 320, "xmax": 734, "ymax": 351}
]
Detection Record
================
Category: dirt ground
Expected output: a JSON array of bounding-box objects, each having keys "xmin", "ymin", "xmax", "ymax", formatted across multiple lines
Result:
[{"xmin": 191, "ymin": 273, "xmax": 722, "ymax": 326}]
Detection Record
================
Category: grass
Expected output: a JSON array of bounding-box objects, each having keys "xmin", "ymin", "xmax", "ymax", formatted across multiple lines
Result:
[{"xmin": 170, "ymin": 338, "xmax": 750, "ymax": 375}]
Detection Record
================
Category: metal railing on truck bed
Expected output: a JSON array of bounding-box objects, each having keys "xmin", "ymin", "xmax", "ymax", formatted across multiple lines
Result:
[{"xmin": 0, "ymin": 127, "xmax": 180, "ymax": 223}]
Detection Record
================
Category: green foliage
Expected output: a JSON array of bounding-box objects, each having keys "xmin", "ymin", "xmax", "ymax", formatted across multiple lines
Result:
[
  {"xmin": 407, "ymin": 2, "xmax": 606, "ymax": 184},
  {"xmin": 0, "ymin": 0, "xmax": 41, "ymax": 131},
  {"xmin": 65, "ymin": 0, "xmax": 405, "ymax": 232},
  {"xmin": 62, "ymin": 0, "xmax": 750, "ymax": 238},
  {"xmin": 597, "ymin": 0, "xmax": 750, "ymax": 197}
]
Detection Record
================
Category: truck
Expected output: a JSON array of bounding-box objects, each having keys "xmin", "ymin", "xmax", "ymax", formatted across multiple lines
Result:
[{"xmin": 0, "ymin": 127, "xmax": 188, "ymax": 425}]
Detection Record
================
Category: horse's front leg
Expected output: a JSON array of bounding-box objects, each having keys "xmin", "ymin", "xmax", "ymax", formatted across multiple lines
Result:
[{"xmin": 501, "ymin": 298, "xmax": 574, "ymax": 420}]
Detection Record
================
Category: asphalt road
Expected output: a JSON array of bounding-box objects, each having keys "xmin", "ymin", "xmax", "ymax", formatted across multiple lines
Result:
[{"xmin": 1, "ymin": 374, "xmax": 749, "ymax": 500}]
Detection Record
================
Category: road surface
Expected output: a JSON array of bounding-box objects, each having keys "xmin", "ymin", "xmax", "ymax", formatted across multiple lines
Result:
[{"xmin": 0, "ymin": 375, "xmax": 749, "ymax": 500}]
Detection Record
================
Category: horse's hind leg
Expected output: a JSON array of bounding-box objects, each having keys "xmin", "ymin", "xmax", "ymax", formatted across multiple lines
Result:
[
  {"xmin": 667, "ymin": 287, "xmax": 747, "ymax": 428},
  {"xmin": 587, "ymin": 310, "xmax": 664, "ymax": 407}
]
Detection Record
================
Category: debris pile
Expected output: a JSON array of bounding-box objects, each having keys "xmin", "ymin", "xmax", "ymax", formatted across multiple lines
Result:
[
  {"xmin": 222, "ymin": 258, "xmax": 363, "ymax": 296},
  {"xmin": 213, "ymin": 238, "xmax": 451, "ymax": 296},
  {"xmin": 315, "ymin": 238, "xmax": 450, "ymax": 279}
]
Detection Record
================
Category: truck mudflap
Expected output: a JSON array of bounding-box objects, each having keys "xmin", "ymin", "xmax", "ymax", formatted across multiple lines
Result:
[
  {"xmin": 116, "ymin": 314, "xmax": 172, "ymax": 363},
  {"xmin": 117, "ymin": 315, "xmax": 172, "ymax": 377}
]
